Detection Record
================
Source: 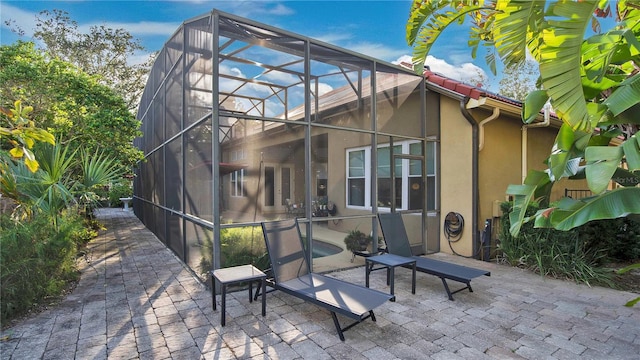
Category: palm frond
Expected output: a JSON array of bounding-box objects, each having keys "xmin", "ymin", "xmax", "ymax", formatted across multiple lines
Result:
[
  {"xmin": 538, "ymin": 0, "xmax": 599, "ymax": 131},
  {"xmin": 603, "ymin": 73, "xmax": 640, "ymax": 117},
  {"xmin": 494, "ymin": 0, "xmax": 545, "ymax": 65},
  {"xmin": 406, "ymin": 0, "xmax": 450, "ymax": 45},
  {"xmin": 549, "ymin": 187, "xmax": 640, "ymax": 230},
  {"xmin": 34, "ymin": 142, "xmax": 77, "ymax": 186},
  {"xmin": 411, "ymin": 5, "xmax": 488, "ymax": 73},
  {"xmin": 622, "ymin": 133, "xmax": 640, "ymax": 171},
  {"xmin": 81, "ymin": 149, "xmax": 123, "ymax": 189}
]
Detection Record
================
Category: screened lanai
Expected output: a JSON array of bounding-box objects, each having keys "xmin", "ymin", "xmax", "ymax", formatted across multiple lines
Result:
[{"xmin": 134, "ymin": 9, "xmax": 430, "ymax": 282}]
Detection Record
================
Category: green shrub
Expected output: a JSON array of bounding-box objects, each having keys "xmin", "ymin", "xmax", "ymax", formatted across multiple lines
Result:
[
  {"xmin": 220, "ymin": 226, "xmax": 266, "ymax": 268},
  {"xmin": 0, "ymin": 212, "xmax": 84, "ymax": 323},
  {"xmin": 580, "ymin": 218, "xmax": 640, "ymax": 261},
  {"xmin": 498, "ymin": 202, "xmax": 612, "ymax": 286},
  {"xmin": 108, "ymin": 181, "xmax": 132, "ymax": 207},
  {"xmin": 70, "ymin": 224, "xmax": 98, "ymax": 245},
  {"xmin": 198, "ymin": 226, "xmax": 268, "ymax": 279}
]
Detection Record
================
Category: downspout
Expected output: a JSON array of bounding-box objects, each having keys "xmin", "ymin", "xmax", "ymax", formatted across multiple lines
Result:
[
  {"xmin": 478, "ymin": 107, "xmax": 500, "ymax": 151},
  {"xmin": 459, "ymin": 97, "xmax": 480, "ymax": 258},
  {"xmin": 459, "ymin": 98, "xmax": 500, "ymax": 258},
  {"xmin": 521, "ymin": 103, "xmax": 551, "ymax": 182}
]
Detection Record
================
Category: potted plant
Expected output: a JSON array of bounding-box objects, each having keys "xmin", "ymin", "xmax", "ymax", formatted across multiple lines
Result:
[{"xmin": 344, "ymin": 229, "xmax": 372, "ymax": 252}]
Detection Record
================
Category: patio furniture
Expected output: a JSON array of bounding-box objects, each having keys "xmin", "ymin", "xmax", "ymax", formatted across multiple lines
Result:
[
  {"xmin": 211, "ymin": 264, "xmax": 267, "ymax": 326},
  {"xmin": 365, "ymin": 253, "xmax": 416, "ymax": 300},
  {"xmin": 351, "ymin": 248, "xmax": 385, "ymax": 262},
  {"xmin": 285, "ymin": 199, "xmax": 304, "ymax": 218},
  {"xmin": 261, "ymin": 219, "xmax": 395, "ymax": 341},
  {"xmin": 377, "ymin": 213, "xmax": 490, "ymax": 301}
]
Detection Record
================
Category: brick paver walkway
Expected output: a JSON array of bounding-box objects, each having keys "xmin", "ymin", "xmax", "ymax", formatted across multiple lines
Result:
[{"xmin": 2, "ymin": 208, "xmax": 639, "ymax": 359}]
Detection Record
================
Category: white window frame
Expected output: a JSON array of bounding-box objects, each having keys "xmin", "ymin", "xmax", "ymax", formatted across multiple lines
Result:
[
  {"xmin": 425, "ymin": 141, "xmax": 437, "ymax": 211},
  {"xmin": 346, "ymin": 140, "xmax": 424, "ymax": 211},
  {"xmin": 230, "ymin": 169, "xmax": 246, "ymax": 197},
  {"xmin": 346, "ymin": 147, "xmax": 370, "ymax": 208},
  {"xmin": 229, "ymin": 148, "xmax": 246, "ymax": 198}
]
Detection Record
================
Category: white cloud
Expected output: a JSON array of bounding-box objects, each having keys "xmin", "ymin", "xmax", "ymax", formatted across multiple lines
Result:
[
  {"xmin": 394, "ymin": 54, "xmax": 488, "ymax": 87},
  {"xmin": 260, "ymin": 69, "xmax": 298, "ymax": 84},
  {"xmin": 314, "ymin": 32, "xmax": 353, "ymax": 45},
  {"xmin": 128, "ymin": 51, "xmax": 154, "ymax": 66},
  {"xmin": 423, "ymin": 55, "xmax": 487, "ymax": 85},
  {"xmin": 1, "ymin": 2, "xmax": 176, "ymax": 49},
  {"xmin": 1, "ymin": 3, "xmax": 38, "ymax": 37},
  {"xmin": 393, "ymin": 55, "xmax": 413, "ymax": 66},
  {"xmin": 269, "ymin": 3, "xmax": 295, "ymax": 16},
  {"xmin": 220, "ymin": 2, "xmax": 294, "ymax": 18},
  {"xmin": 317, "ymin": 82, "xmax": 333, "ymax": 96},
  {"xmin": 344, "ymin": 42, "xmax": 407, "ymax": 62}
]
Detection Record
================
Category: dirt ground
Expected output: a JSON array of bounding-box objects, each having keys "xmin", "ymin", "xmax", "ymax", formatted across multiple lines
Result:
[{"xmin": 608, "ymin": 261, "xmax": 640, "ymax": 294}]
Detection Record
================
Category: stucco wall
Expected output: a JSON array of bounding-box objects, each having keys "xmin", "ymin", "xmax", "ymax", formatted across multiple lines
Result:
[
  {"xmin": 478, "ymin": 113, "xmax": 522, "ymax": 232},
  {"xmin": 439, "ymin": 100, "xmax": 571, "ymax": 257},
  {"xmin": 479, "ymin": 119, "xmax": 589, "ymax": 223},
  {"xmin": 439, "ymin": 97, "xmax": 474, "ymax": 256}
]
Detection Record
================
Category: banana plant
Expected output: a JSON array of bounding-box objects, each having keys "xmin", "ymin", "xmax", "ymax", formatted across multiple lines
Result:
[{"xmin": 407, "ymin": 0, "xmax": 640, "ymax": 236}]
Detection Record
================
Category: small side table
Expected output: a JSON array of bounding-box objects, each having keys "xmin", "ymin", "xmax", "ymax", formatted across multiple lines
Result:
[
  {"xmin": 211, "ymin": 264, "xmax": 267, "ymax": 326},
  {"xmin": 351, "ymin": 248, "xmax": 386, "ymax": 263},
  {"xmin": 365, "ymin": 253, "xmax": 416, "ymax": 300}
]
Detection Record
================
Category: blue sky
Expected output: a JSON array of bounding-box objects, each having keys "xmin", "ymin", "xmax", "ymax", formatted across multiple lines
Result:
[{"xmin": 1, "ymin": 1, "xmax": 498, "ymax": 89}]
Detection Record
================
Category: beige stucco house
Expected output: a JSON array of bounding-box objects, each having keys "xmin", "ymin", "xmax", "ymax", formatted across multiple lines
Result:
[
  {"xmin": 133, "ymin": 10, "xmax": 588, "ymax": 281},
  {"xmin": 421, "ymin": 70, "xmax": 587, "ymax": 258}
]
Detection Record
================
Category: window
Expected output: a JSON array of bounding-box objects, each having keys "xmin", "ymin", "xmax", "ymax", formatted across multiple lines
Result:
[
  {"xmin": 230, "ymin": 149, "xmax": 246, "ymax": 197},
  {"xmin": 346, "ymin": 140, "xmax": 430, "ymax": 210},
  {"xmin": 425, "ymin": 141, "xmax": 436, "ymax": 210},
  {"xmin": 230, "ymin": 169, "xmax": 246, "ymax": 197},
  {"xmin": 377, "ymin": 144, "xmax": 402, "ymax": 208},
  {"xmin": 230, "ymin": 149, "xmax": 245, "ymax": 161},
  {"xmin": 347, "ymin": 149, "xmax": 366, "ymax": 206},
  {"xmin": 409, "ymin": 142, "xmax": 424, "ymax": 210}
]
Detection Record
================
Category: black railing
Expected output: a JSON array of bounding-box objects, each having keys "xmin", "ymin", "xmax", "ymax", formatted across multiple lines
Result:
[{"xmin": 564, "ymin": 189, "xmax": 593, "ymax": 199}]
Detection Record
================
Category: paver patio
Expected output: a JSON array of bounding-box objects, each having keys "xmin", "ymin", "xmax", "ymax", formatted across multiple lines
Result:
[{"xmin": 1, "ymin": 208, "xmax": 638, "ymax": 359}]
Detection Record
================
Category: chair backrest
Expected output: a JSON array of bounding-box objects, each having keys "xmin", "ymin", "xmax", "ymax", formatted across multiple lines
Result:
[
  {"xmin": 261, "ymin": 219, "xmax": 311, "ymax": 283},
  {"xmin": 377, "ymin": 213, "xmax": 414, "ymax": 257}
]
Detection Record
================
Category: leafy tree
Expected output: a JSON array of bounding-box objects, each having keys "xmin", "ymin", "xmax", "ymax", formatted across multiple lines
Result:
[
  {"xmin": 0, "ymin": 41, "xmax": 143, "ymax": 172},
  {"xmin": 498, "ymin": 60, "xmax": 540, "ymax": 101},
  {"xmin": 407, "ymin": 0, "xmax": 640, "ymax": 233},
  {"xmin": 6, "ymin": 9, "xmax": 153, "ymax": 112}
]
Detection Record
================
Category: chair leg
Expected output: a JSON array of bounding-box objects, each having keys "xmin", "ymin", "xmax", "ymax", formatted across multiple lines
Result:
[
  {"xmin": 253, "ymin": 281, "xmax": 275, "ymax": 301},
  {"xmin": 440, "ymin": 278, "xmax": 473, "ymax": 301},
  {"xmin": 330, "ymin": 311, "xmax": 377, "ymax": 341},
  {"xmin": 331, "ymin": 312, "xmax": 346, "ymax": 341},
  {"xmin": 440, "ymin": 277, "xmax": 454, "ymax": 301}
]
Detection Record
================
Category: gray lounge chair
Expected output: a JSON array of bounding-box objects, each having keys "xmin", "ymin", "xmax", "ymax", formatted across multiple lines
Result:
[
  {"xmin": 378, "ymin": 213, "xmax": 490, "ymax": 300},
  {"xmin": 261, "ymin": 219, "xmax": 394, "ymax": 341}
]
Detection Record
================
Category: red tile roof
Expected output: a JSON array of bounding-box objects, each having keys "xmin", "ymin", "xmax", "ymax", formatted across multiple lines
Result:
[
  {"xmin": 399, "ymin": 62, "xmax": 524, "ymax": 107},
  {"xmin": 422, "ymin": 69, "xmax": 521, "ymax": 107}
]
